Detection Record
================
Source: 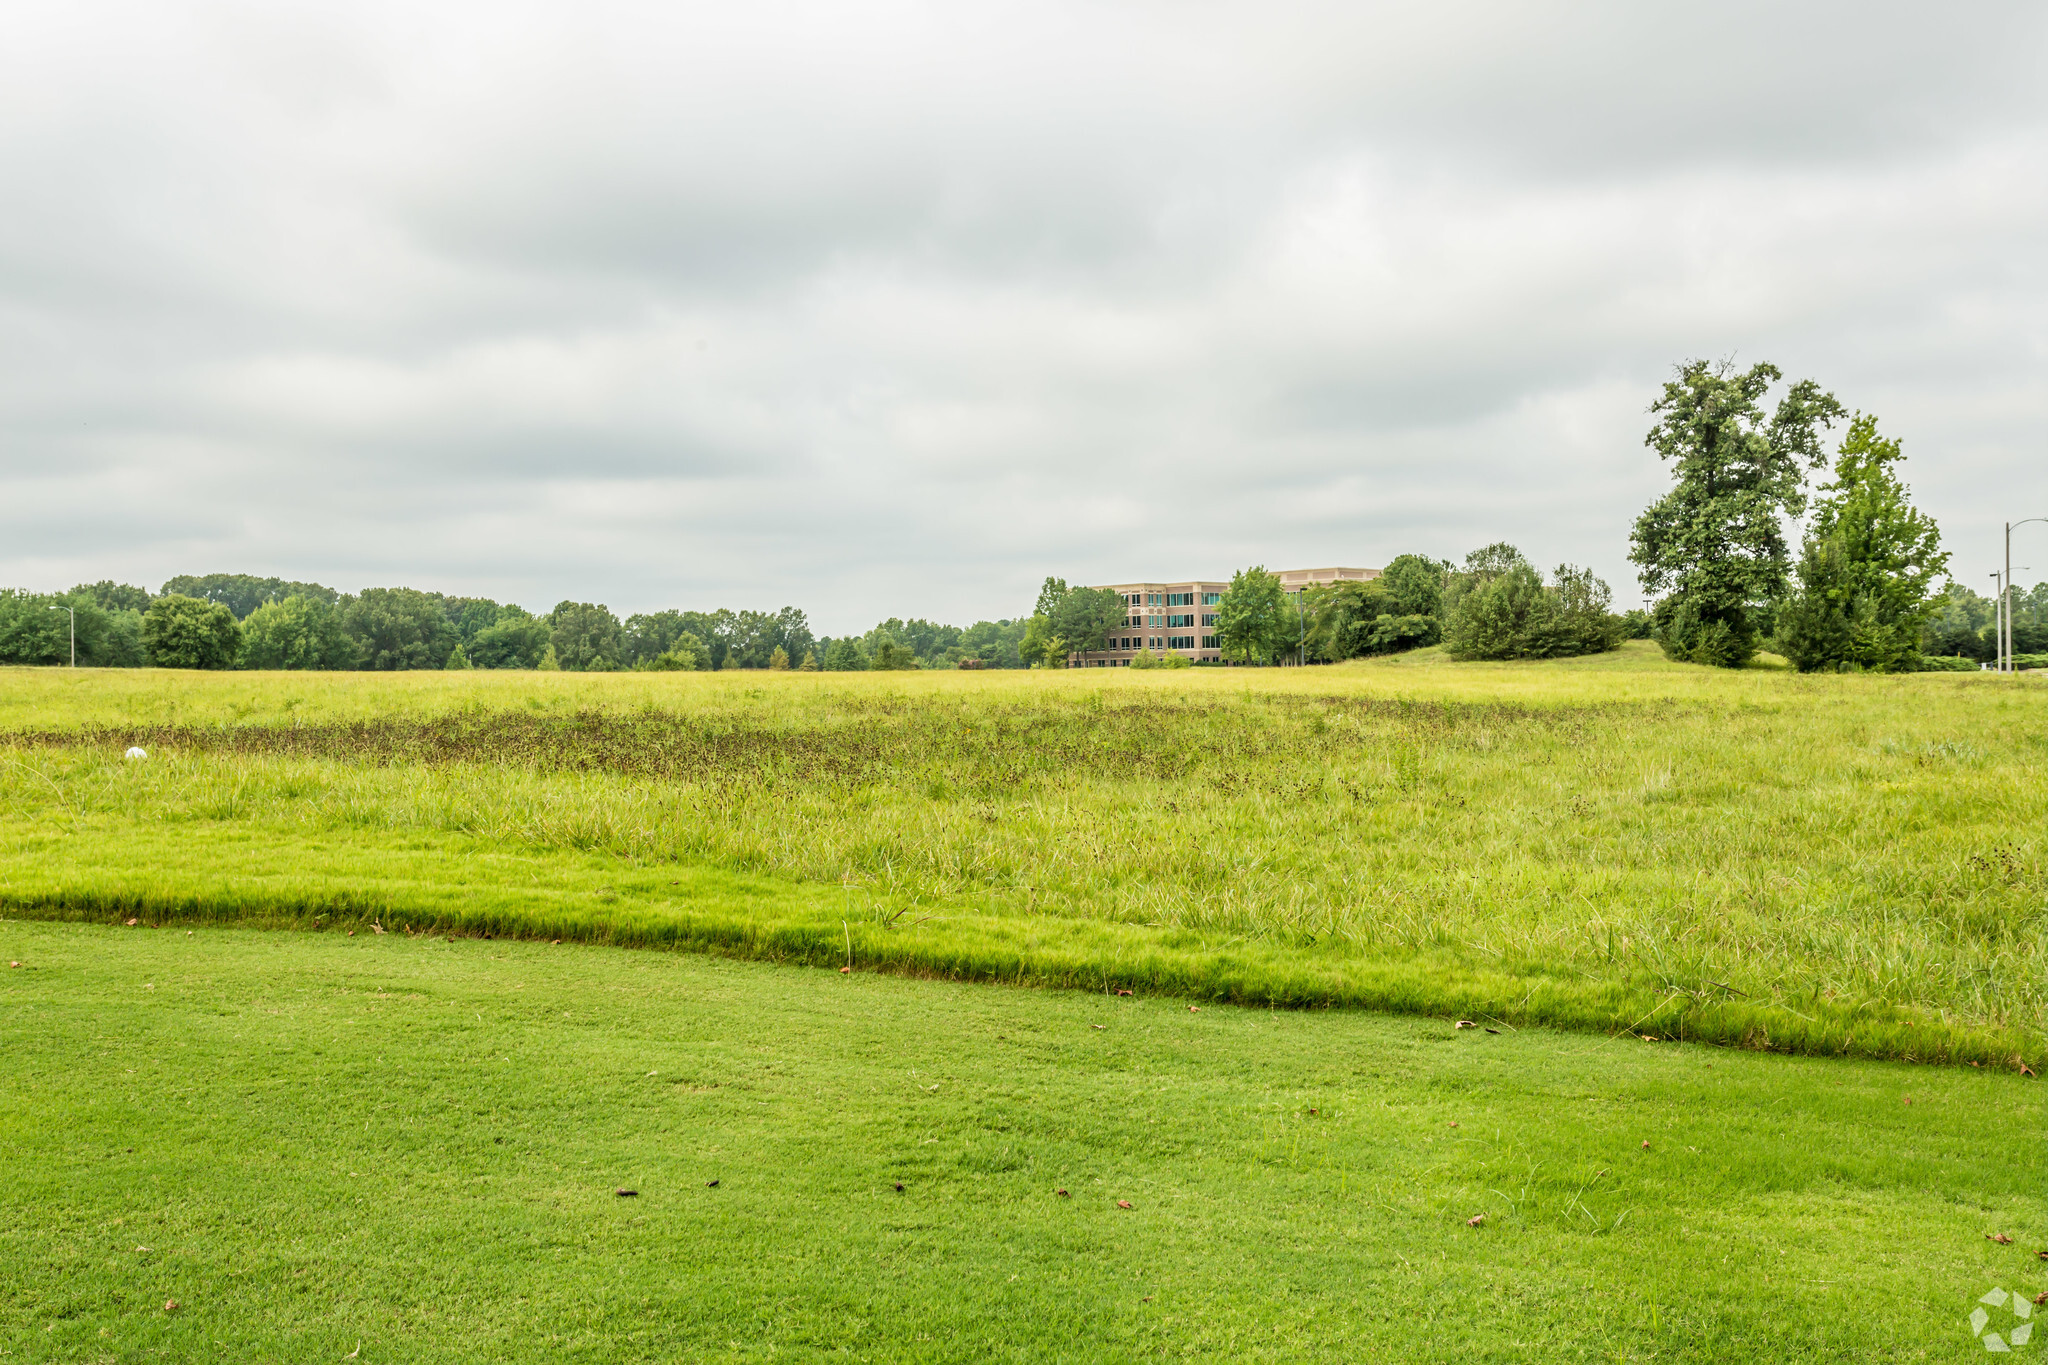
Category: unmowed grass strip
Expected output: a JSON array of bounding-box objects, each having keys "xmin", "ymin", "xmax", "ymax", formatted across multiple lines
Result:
[
  {"xmin": 2, "ymin": 645, "xmax": 2044, "ymax": 1068},
  {"xmin": 3, "ymin": 920, "xmax": 2042, "ymax": 1363}
]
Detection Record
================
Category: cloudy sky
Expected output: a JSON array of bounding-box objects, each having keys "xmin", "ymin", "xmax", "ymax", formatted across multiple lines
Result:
[{"xmin": 3, "ymin": 1, "xmax": 2044, "ymax": 631}]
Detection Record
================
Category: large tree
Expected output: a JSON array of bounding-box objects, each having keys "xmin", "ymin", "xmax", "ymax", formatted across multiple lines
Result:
[
  {"xmin": 1773, "ymin": 414, "xmax": 1949, "ymax": 672},
  {"xmin": 239, "ymin": 595, "xmax": 354, "ymax": 670},
  {"xmin": 342, "ymin": 588, "xmax": 456, "ymax": 670},
  {"xmin": 143, "ymin": 594, "xmax": 242, "ymax": 669},
  {"xmin": 1215, "ymin": 566, "xmax": 1295, "ymax": 665},
  {"xmin": 160, "ymin": 573, "xmax": 338, "ymax": 620},
  {"xmin": 548, "ymin": 601, "xmax": 624, "ymax": 671},
  {"xmin": 1630, "ymin": 360, "xmax": 1844, "ymax": 668}
]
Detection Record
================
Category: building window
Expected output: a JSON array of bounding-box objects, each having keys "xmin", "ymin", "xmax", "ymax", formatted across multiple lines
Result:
[
  {"xmin": 1201, "ymin": 613, "xmax": 1217, "ymax": 626},
  {"xmin": 1165, "ymin": 592, "xmax": 1193, "ymax": 607},
  {"xmin": 1202, "ymin": 592, "xmax": 1221, "ymax": 605},
  {"xmin": 1165, "ymin": 614, "xmax": 1193, "ymax": 628},
  {"xmin": 1202, "ymin": 634, "xmax": 1219, "ymax": 649}
]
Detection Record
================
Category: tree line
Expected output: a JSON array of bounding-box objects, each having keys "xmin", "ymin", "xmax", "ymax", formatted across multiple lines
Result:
[
  {"xmin": 0, "ymin": 573, "xmax": 1036, "ymax": 672},
  {"xmin": 1, "ymin": 363, "xmax": 2020, "ymax": 676}
]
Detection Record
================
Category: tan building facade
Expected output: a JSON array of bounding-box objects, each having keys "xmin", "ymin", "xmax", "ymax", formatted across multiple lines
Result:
[{"xmin": 1072, "ymin": 567, "xmax": 1380, "ymax": 666}]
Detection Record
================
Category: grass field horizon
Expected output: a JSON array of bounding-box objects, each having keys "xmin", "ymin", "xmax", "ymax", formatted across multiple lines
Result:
[{"xmin": 3, "ymin": 643, "xmax": 2044, "ymax": 1069}]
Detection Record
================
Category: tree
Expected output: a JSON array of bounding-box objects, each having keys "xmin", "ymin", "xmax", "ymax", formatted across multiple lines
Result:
[
  {"xmin": 1216, "ymin": 567, "xmax": 1294, "ymax": 665},
  {"xmin": 1048, "ymin": 587, "xmax": 1123, "ymax": 662},
  {"xmin": 549, "ymin": 601, "xmax": 623, "ymax": 671},
  {"xmin": 1441, "ymin": 547, "xmax": 1546, "ymax": 661},
  {"xmin": 1018, "ymin": 613, "xmax": 1062, "ymax": 669},
  {"xmin": 239, "ymin": 595, "xmax": 353, "ymax": 669},
  {"xmin": 822, "ymin": 637, "xmax": 867, "ymax": 671},
  {"xmin": 1630, "ymin": 360, "xmax": 1845, "ymax": 668},
  {"xmin": 1774, "ymin": 414, "xmax": 1949, "ymax": 673},
  {"xmin": 446, "ymin": 645, "xmax": 474, "ymax": 670},
  {"xmin": 160, "ymin": 574, "xmax": 338, "ymax": 620},
  {"xmin": 143, "ymin": 594, "xmax": 242, "ymax": 669},
  {"xmin": 70, "ymin": 581, "xmax": 152, "ymax": 614},
  {"xmin": 870, "ymin": 636, "xmax": 919, "ymax": 670},
  {"xmin": 1379, "ymin": 555, "xmax": 1448, "ymax": 617},
  {"xmin": 769, "ymin": 646, "xmax": 791, "ymax": 670},
  {"xmin": 798, "ymin": 649, "xmax": 818, "ymax": 672},
  {"xmin": 468, "ymin": 612, "xmax": 553, "ymax": 669},
  {"xmin": 342, "ymin": 588, "xmax": 456, "ymax": 670},
  {"xmin": 0, "ymin": 591, "xmax": 72, "ymax": 665}
]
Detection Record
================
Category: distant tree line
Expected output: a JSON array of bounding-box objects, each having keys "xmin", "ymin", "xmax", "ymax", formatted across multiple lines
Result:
[{"xmin": 0, "ymin": 572, "xmax": 1035, "ymax": 672}]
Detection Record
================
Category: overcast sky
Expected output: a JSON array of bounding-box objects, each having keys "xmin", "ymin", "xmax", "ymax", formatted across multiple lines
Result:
[{"xmin": 3, "ymin": 1, "xmax": 2044, "ymax": 631}]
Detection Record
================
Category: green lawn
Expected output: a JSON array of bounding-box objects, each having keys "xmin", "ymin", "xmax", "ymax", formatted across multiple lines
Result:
[{"xmin": 1, "ymin": 919, "xmax": 2041, "ymax": 1363}]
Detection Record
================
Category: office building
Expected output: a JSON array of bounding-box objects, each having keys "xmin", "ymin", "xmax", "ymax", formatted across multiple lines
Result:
[{"xmin": 1073, "ymin": 567, "xmax": 1379, "ymax": 666}]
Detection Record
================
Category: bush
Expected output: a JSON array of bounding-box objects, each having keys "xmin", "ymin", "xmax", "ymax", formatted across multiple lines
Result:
[
  {"xmin": 143, "ymin": 594, "xmax": 242, "ymax": 669},
  {"xmin": 1913, "ymin": 655, "xmax": 1979, "ymax": 672},
  {"xmin": 635, "ymin": 634, "xmax": 708, "ymax": 672},
  {"xmin": 1442, "ymin": 549, "xmax": 1620, "ymax": 662},
  {"xmin": 1127, "ymin": 651, "xmax": 1191, "ymax": 670}
]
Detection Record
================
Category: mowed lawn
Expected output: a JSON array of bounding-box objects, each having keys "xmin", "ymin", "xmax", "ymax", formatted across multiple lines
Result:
[{"xmin": 2, "ymin": 920, "xmax": 2042, "ymax": 1363}]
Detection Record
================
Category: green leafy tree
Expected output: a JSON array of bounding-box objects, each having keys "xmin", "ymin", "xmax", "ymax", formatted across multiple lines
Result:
[
  {"xmin": 0, "ymin": 591, "xmax": 73, "ymax": 664},
  {"xmin": 1216, "ymin": 567, "xmax": 1295, "ymax": 665},
  {"xmin": 1630, "ymin": 360, "xmax": 1845, "ymax": 668},
  {"xmin": 1379, "ymin": 555, "xmax": 1449, "ymax": 618},
  {"xmin": 446, "ymin": 645, "xmax": 474, "ymax": 670},
  {"xmin": 160, "ymin": 574, "xmax": 338, "ymax": 620},
  {"xmin": 143, "ymin": 594, "xmax": 242, "ymax": 669},
  {"xmin": 549, "ymin": 601, "xmax": 623, "ymax": 672},
  {"xmin": 1018, "ymin": 613, "xmax": 1062, "ymax": 668},
  {"xmin": 798, "ymin": 649, "xmax": 818, "ymax": 672},
  {"xmin": 636, "ymin": 632, "xmax": 708, "ymax": 671},
  {"xmin": 769, "ymin": 645, "xmax": 791, "ymax": 670},
  {"xmin": 958, "ymin": 619, "xmax": 1027, "ymax": 669},
  {"xmin": 239, "ymin": 595, "xmax": 353, "ymax": 669},
  {"xmin": 1049, "ymin": 588, "xmax": 1123, "ymax": 662},
  {"xmin": 870, "ymin": 636, "xmax": 919, "ymax": 670},
  {"xmin": 69, "ymin": 581, "xmax": 152, "ymax": 614},
  {"xmin": 1774, "ymin": 415, "xmax": 1949, "ymax": 673},
  {"xmin": 468, "ymin": 612, "xmax": 553, "ymax": 669},
  {"xmin": 822, "ymin": 637, "xmax": 868, "ymax": 671},
  {"xmin": 342, "ymin": 588, "xmax": 456, "ymax": 670}
]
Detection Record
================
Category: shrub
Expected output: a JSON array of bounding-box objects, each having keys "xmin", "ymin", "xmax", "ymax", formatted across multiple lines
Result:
[{"xmin": 1913, "ymin": 655, "xmax": 1979, "ymax": 672}]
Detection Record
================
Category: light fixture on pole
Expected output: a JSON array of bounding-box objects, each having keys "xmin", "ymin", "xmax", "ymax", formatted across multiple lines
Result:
[
  {"xmin": 2004, "ymin": 519, "xmax": 2048, "ymax": 674},
  {"xmin": 47, "ymin": 603, "xmax": 75, "ymax": 668}
]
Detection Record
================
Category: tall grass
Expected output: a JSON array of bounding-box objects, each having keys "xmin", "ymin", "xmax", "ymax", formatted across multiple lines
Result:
[{"xmin": 3, "ymin": 644, "xmax": 2043, "ymax": 1066}]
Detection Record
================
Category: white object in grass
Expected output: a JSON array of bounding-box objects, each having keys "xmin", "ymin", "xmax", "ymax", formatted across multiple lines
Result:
[{"xmin": 124, "ymin": 747, "xmax": 147, "ymax": 760}]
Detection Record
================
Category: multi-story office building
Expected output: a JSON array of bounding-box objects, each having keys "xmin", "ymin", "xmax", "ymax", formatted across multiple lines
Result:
[{"xmin": 1073, "ymin": 566, "xmax": 1380, "ymax": 666}]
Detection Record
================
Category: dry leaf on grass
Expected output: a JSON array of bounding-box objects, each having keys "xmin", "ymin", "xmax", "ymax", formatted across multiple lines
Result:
[{"xmin": 1116, "ymin": 1200, "xmax": 1134, "ymax": 1210}]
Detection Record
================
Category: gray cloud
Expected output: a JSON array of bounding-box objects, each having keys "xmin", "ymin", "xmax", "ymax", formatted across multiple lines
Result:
[{"xmin": 2, "ymin": 0, "xmax": 2045, "ymax": 629}]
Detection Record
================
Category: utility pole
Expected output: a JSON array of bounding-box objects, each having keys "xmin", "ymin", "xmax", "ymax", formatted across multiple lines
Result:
[{"xmin": 48, "ymin": 603, "xmax": 74, "ymax": 668}]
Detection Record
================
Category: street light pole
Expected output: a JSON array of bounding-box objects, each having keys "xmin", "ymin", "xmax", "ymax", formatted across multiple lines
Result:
[{"xmin": 2006, "ymin": 519, "xmax": 2048, "ymax": 674}]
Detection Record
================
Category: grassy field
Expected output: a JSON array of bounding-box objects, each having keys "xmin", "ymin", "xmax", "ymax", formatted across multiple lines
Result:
[
  {"xmin": 3, "ymin": 919, "xmax": 2042, "ymax": 1363},
  {"xmin": 1, "ymin": 645, "xmax": 2044, "ymax": 1066}
]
